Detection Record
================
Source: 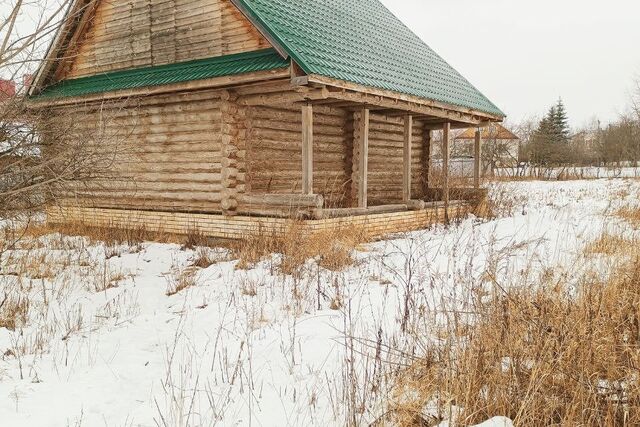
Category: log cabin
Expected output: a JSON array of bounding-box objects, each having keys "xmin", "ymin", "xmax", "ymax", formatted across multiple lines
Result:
[{"xmin": 29, "ymin": 0, "xmax": 505, "ymax": 239}]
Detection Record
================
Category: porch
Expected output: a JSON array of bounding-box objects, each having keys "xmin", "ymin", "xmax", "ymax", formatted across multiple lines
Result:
[{"xmin": 234, "ymin": 78, "xmax": 491, "ymax": 222}]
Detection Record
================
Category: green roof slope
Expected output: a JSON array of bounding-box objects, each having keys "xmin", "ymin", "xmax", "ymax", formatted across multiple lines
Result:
[
  {"xmin": 34, "ymin": 48, "xmax": 288, "ymax": 100},
  {"xmin": 235, "ymin": 0, "xmax": 504, "ymax": 117}
]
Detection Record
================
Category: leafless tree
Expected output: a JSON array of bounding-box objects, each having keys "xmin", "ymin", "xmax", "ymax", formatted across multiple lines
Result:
[
  {"xmin": 1, "ymin": 1, "xmax": 127, "ymax": 229},
  {"xmin": 0, "ymin": 5, "xmax": 132, "ymax": 279}
]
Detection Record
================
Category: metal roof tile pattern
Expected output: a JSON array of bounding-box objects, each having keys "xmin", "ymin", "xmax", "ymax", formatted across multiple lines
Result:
[
  {"xmin": 235, "ymin": 0, "xmax": 504, "ymax": 117},
  {"xmin": 34, "ymin": 48, "xmax": 289, "ymax": 100}
]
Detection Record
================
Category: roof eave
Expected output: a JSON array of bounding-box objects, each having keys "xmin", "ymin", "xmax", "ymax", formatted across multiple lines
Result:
[{"xmin": 306, "ymin": 74, "xmax": 504, "ymax": 123}]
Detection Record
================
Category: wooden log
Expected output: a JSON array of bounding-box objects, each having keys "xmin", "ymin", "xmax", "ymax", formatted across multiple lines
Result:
[
  {"xmin": 313, "ymin": 204, "xmax": 409, "ymax": 219},
  {"xmin": 407, "ymin": 199, "xmax": 426, "ymax": 210},
  {"xmin": 423, "ymin": 128, "xmax": 432, "ymax": 193},
  {"xmin": 403, "ymin": 115, "xmax": 413, "ymax": 202},
  {"xmin": 442, "ymin": 122, "xmax": 451, "ymax": 223},
  {"xmin": 474, "ymin": 128, "xmax": 482, "ymax": 189},
  {"xmin": 239, "ymin": 193, "xmax": 324, "ymax": 208},
  {"xmin": 352, "ymin": 108, "xmax": 370, "ymax": 208},
  {"xmin": 301, "ymin": 104, "xmax": 314, "ymax": 195}
]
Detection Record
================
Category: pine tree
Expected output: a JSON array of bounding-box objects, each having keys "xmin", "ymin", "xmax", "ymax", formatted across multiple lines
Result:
[
  {"xmin": 529, "ymin": 100, "xmax": 572, "ymax": 165},
  {"xmin": 552, "ymin": 98, "xmax": 570, "ymax": 143}
]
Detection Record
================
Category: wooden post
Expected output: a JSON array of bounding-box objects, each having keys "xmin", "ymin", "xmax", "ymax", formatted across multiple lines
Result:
[
  {"xmin": 474, "ymin": 128, "xmax": 482, "ymax": 188},
  {"xmin": 442, "ymin": 122, "xmax": 451, "ymax": 223},
  {"xmin": 301, "ymin": 104, "xmax": 314, "ymax": 195},
  {"xmin": 403, "ymin": 115, "xmax": 413, "ymax": 203},
  {"xmin": 422, "ymin": 129, "xmax": 432, "ymax": 193},
  {"xmin": 353, "ymin": 108, "xmax": 370, "ymax": 208}
]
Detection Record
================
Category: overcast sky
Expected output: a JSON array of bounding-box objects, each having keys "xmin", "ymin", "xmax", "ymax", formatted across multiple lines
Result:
[
  {"xmin": 3, "ymin": 0, "xmax": 640, "ymax": 128},
  {"xmin": 380, "ymin": 0, "xmax": 640, "ymax": 128}
]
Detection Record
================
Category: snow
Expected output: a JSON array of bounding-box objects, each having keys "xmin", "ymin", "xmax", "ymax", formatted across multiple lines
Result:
[{"xmin": 0, "ymin": 178, "xmax": 638, "ymax": 426}]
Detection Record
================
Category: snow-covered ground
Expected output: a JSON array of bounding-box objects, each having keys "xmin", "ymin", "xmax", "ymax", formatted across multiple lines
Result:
[{"xmin": 0, "ymin": 178, "xmax": 638, "ymax": 427}]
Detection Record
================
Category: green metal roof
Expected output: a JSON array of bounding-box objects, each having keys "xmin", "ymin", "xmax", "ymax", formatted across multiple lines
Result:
[
  {"xmin": 34, "ymin": 48, "xmax": 288, "ymax": 100},
  {"xmin": 234, "ymin": 0, "xmax": 504, "ymax": 117}
]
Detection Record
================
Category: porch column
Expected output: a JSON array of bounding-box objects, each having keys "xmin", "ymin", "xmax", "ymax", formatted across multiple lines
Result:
[
  {"xmin": 474, "ymin": 128, "xmax": 482, "ymax": 188},
  {"xmin": 423, "ymin": 129, "xmax": 432, "ymax": 192},
  {"xmin": 442, "ymin": 122, "xmax": 451, "ymax": 223},
  {"xmin": 353, "ymin": 108, "xmax": 370, "ymax": 208},
  {"xmin": 403, "ymin": 115, "xmax": 413, "ymax": 202},
  {"xmin": 302, "ymin": 104, "xmax": 314, "ymax": 195}
]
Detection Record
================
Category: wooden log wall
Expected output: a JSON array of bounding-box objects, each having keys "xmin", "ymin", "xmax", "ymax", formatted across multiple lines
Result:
[
  {"xmin": 244, "ymin": 104, "xmax": 352, "ymax": 209},
  {"xmin": 50, "ymin": 88, "xmax": 433, "ymax": 217},
  {"xmin": 366, "ymin": 113, "xmax": 426, "ymax": 205},
  {"xmin": 56, "ymin": 90, "xmax": 225, "ymax": 213},
  {"xmin": 64, "ymin": 0, "xmax": 270, "ymax": 79}
]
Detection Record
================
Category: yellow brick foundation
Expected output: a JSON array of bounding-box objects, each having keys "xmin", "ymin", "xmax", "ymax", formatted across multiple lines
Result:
[{"xmin": 46, "ymin": 202, "xmax": 472, "ymax": 240}]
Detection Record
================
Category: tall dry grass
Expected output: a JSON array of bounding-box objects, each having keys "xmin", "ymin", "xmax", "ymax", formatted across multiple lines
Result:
[
  {"xmin": 232, "ymin": 222, "xmax": 369, "ymax": 274},
  {"xmin": 389, "ymin": 234, "xmax": 640, "ymax": 426}
]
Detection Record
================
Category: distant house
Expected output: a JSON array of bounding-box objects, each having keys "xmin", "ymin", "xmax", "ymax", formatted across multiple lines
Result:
[
  {"xmin": 28, "ymin": 0, "xmax": 504, "ymax": 238},
  {"xmin": 0, "ymin": 79, "xmax": 16, "ymax": 100},
  {"xmin": 456, "ymin": 124, "xmax": 520, "ymax": 171}
]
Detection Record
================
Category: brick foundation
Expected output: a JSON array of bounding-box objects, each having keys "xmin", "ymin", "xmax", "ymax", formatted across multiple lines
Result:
[{"xmin": 47, "ymin": 201, "xmax": 472, "ymax": 240}]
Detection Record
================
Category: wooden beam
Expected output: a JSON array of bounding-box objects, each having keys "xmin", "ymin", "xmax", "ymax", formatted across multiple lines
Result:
[
  {"xmin": 307, "ymin": 74, "xmax": 503, "ymax": 122},
  {"xmin": 240, "ymin": 193, "xmax": 324, "ymax": 209},
  {"xmin": 423, "ymin": 129, "xmax": 432, "ymax": 194},
  {"xmin": 403, "ymin": 115, "xmax": 413, "ymax": 202},
  {"xmin": 442, "ymin": 122, "xmax": 451, "ymax": 224},
  {"xmin": 302, "ymin": 104, "xmax": 314, "ymax": 195},
  {"xmin": 474, "ymin": 129, "xmax": 482, "ymax": 188},
  {"xmin": 319, "ymin": 89, "xmax": 482, "ymax": 125},
  {"xmin": 238, "ymin": 87, "xmax": 329, "ymax": 106},
  {"xmin": 353, "ymin": 108, "xmax": 370, "ymax": 208}
]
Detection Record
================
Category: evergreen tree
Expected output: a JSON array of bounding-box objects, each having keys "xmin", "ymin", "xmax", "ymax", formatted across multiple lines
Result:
[
  {"xmin": 528, "ymin": 100, "xmax": 572, "ymax": 165},
  {"xmin": 552, "ymin": 98, "xmax": 571, "ymax": 143}
]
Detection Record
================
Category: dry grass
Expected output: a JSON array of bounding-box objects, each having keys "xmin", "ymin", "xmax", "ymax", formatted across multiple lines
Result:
[
  {"xmin": 24, "ymin": 221, "xmax": 233, "ymax": 255},
  {"xmin": 232, "ymin": 223, "xmax": 369, "ymax": 275},
  {"xmin": 585, "ymin": 232, "xmax": 636, "ymax": 256},
  {"xmin": 165, "ymin": 267, "xmax": 198, "ymax": 296},
  {"xmin": 616, "ymin": 205, "xmax": 640, "ymax": 228},
  {"xmin": 392, "ymin": 239, "xmax": 640, "ymax": 426},
  {"xmin": 25, "ymin": 221, "xmax": 168, "ymax": 246},
  {"xmin": 0, "ymin": 294, "xmax": 29, "ymax": 331},
  {"xmin": 191, "ymin": 247, "xmax": 229, "ymax": 269}
]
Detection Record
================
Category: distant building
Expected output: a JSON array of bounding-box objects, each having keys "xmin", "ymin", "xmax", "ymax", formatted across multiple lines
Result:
[
  {"xmin": 456, "ymin": 124, "xmax": 520, "ymax": 170},
  {"xmin": 0, "ymin": 79, "xmax": 16, "ymax": 100}
]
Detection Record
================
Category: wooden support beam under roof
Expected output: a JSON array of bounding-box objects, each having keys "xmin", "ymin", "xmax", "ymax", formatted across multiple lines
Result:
[
  {"xmin": 353, "ymin": 108, "xmax": 370, "ymax": 208},
  {"xmin": 442, "ymin": 122, "xmax": 451, "ymax": 224},
  {"xmin": 403, "ymin": 115, "xmax": 413, "ymax": 203},
  {"xmin": 239, "ymin": 86, "xmax": 485, "ymax": 125},
  {"xmin": 301, "ymin": 104, "xmax": 314, "ymax": 195},
  {"xmin": 474, "ymin": 129, "xmax": 482, "ymax": 189}
]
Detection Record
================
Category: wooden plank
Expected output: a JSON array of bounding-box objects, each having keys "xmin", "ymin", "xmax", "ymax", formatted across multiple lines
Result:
[
  {"xmin": 403, "ymin": 115, "xmax": 412, "ymax": 202},
  {"xmin": 442, "ymin": 122, "xmax": 451, "ymax": 223},
  {"xmin": 301, "ymin": 104, "xmax": 314, "ymax": 195},
  {"xmin": 474, "ymin": 128, "xmax": 482, "ymax": 188},
  {"xmin": 355, "ymin": 108, "xmax": 370, "ymax": 208}
]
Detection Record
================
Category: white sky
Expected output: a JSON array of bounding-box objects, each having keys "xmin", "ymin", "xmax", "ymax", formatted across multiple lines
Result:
[
  {"xmin": 3, "ymin": 0, "xmax": 640, "ymax": 128},
  {"xmin": 380, "ymin": 0, "xmax": 640, "ymax": 128}
]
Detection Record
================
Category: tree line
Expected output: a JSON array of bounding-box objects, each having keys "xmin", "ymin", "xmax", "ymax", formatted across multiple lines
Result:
[{"xmin": 519, "ymin": 85, "xmax": 640, "ymax": 168}]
